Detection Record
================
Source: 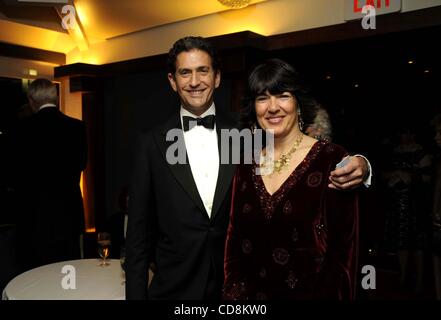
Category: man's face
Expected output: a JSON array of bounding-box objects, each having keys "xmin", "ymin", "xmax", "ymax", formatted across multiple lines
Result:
[{"xmin": 168, "ymin": 49, "xmax": 220, "ymax": 116}]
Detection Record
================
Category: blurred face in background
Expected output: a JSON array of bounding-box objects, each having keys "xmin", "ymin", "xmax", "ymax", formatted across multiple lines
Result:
[{"xmin": 305, "ymin": 126, "xmax": 321, "ymax": 139}]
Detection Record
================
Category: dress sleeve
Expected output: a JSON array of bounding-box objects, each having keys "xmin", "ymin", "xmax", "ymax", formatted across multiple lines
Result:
[
  {"xmin": 315, "ymin": 148, "xmax": 359, "ymax": 300},
  {"xmin": 223, "ymin": 168, "xmax": 249, "ymax": 300}
]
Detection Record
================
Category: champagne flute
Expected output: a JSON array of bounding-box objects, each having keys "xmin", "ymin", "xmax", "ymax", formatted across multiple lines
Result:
[{"xmin": 97, "ymin": 232, "xmax": 111, "ymax": 267}]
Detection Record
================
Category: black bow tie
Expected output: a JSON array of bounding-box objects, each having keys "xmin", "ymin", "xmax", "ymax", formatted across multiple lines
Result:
[{"xmin": 182, "ymin": 115, "xmax": 215, "ymax": 131}]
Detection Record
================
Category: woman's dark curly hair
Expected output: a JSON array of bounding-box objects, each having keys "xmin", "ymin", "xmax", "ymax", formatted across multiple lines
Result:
[{"xmin": 241, "ymin": 58, "xmax": 317, "ymax": 131}]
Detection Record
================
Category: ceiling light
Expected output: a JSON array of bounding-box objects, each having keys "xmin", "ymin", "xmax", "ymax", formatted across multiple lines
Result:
[
  {"xmin": 408, "ymin": 60, "xmax": 414, "ymax": 64},
  {"xmin": 218, "ymin": 0, "xmax": 252, "ymax": 9}
]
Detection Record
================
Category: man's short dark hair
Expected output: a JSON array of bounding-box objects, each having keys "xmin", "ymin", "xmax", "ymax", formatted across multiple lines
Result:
[{"xmin": 167, "ymin": 36, "xmax": 220, "ymax": 75}]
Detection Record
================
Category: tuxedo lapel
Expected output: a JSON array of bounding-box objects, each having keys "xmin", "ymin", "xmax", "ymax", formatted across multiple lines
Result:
[
  {"xmin": 154, "ymin": 112, "xmax": 207, "ymax": 215},
  {"xmin": 211, "ymin": 112, "xmax": 237, "ymax": 220}
]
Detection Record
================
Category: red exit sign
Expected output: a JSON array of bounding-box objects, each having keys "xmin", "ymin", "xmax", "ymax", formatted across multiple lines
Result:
[{"xmin": 345, "ymin": 0, "xmax": 401, "ymax": 20}]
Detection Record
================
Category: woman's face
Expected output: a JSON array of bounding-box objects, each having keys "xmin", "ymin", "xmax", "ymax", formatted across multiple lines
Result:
[
  {"xmin": 435, "ymin": 127, "xmax": 441, "ymax": 147},
  {"xmin": 255, "ymin": 91, "xmax": 299, "ymax": 139}
]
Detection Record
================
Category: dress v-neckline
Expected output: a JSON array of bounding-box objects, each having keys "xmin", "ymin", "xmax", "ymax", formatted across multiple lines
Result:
[
  {"xmin": 259, "ymin": 141, "xmax": 321, "ymax": 196},
  {"xmin": 252, "ymin": 140, "xmax": 327, "ymax": 220}
]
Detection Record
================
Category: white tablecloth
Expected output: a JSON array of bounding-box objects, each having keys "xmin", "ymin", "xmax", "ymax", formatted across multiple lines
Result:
[{"xmin": 2, "ymin": 259, "xmax": 125, "ymax": 300}]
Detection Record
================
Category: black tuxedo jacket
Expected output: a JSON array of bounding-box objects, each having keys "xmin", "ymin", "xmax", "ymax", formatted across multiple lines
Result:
[
  {"xmin": 15, "ymin": 107, "xmax": 87, "ymax": 269},
  {"xmin": 126, "ymin": 110, "xmax": 237, "ymax": 299}
]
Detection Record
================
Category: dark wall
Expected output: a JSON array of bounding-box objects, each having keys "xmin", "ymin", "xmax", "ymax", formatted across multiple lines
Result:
[
  {"xmin": 0, "ymin": 77, "xmax": 28, "ymax": 132},
  {"xmin": 0, "ymin": 77, "xmax": 28, "ymax": 225},
  {"xmin": 270, "ymin": 26, "xmax": 441, "ymax": 154}
]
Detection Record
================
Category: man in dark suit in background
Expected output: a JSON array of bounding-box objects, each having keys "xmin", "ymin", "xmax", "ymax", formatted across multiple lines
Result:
[
  {"xmin": 126, "ymin": 37, "xmax": 370, "ymax": 300},
  {"xmin": 15, "ymin": 78, "xmax": 87, "ymax": 271}
]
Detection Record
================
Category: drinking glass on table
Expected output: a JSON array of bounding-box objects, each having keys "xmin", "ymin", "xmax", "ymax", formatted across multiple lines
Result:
[{"xmin": 97, "ymin": 232, "xmax": 111, "ymax": 267}]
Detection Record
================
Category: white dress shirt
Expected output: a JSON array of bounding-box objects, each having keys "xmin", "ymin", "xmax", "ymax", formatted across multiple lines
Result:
[
  {"xmin": 353, "ymin": 154, "xmax": 373, "ymax": 187},
  {"xmin": 180, "ymin": 103, "xmax": 219, "ymax": 218}
]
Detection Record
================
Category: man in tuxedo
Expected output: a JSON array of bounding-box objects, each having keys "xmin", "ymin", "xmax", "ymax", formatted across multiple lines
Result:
[
  {"xmin": 125, "ymin": 36, "xmax": 370, "ymax": 300},
  {"xmin": 15, "ymin": 78, "xmax": 87, "ymax": 271}
]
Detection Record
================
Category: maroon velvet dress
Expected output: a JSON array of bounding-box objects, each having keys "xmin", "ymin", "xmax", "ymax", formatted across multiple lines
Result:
[{"xmin": 223, "ymin": 141, "xmax": 359, "ymax": 300}]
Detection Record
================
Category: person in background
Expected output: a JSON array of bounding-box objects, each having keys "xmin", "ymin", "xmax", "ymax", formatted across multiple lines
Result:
[
  {"xmin": 383, "ymin": 126, "xmax": 431, "ymax": 294},
  {"xmin": 304, "ymin": 103, "xmax": 333, "ymax": 142},
  {"xmin": 14, "ymin": 78, "xmax": 87, "ymax": 271}
]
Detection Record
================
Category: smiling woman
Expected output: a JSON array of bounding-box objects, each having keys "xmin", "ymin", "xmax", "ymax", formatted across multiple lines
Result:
[
  {"xmin": 223, "ymin": 59, "xmax": 359, "ymax": 300},
  {"xmin": 254, "ymin": 91, "xmax": 298, "ymax": 140}
]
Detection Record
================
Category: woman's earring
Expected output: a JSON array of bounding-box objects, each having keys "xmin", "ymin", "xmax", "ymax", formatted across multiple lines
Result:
[{"xmin": 298, "ymin": 109, "xmax": 304, "ymax": 131}]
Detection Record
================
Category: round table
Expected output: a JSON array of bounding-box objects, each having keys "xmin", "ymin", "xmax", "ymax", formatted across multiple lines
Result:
[{"xmin": 2, "ymin": 259, "xmax": 125, "ymax": 300}]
